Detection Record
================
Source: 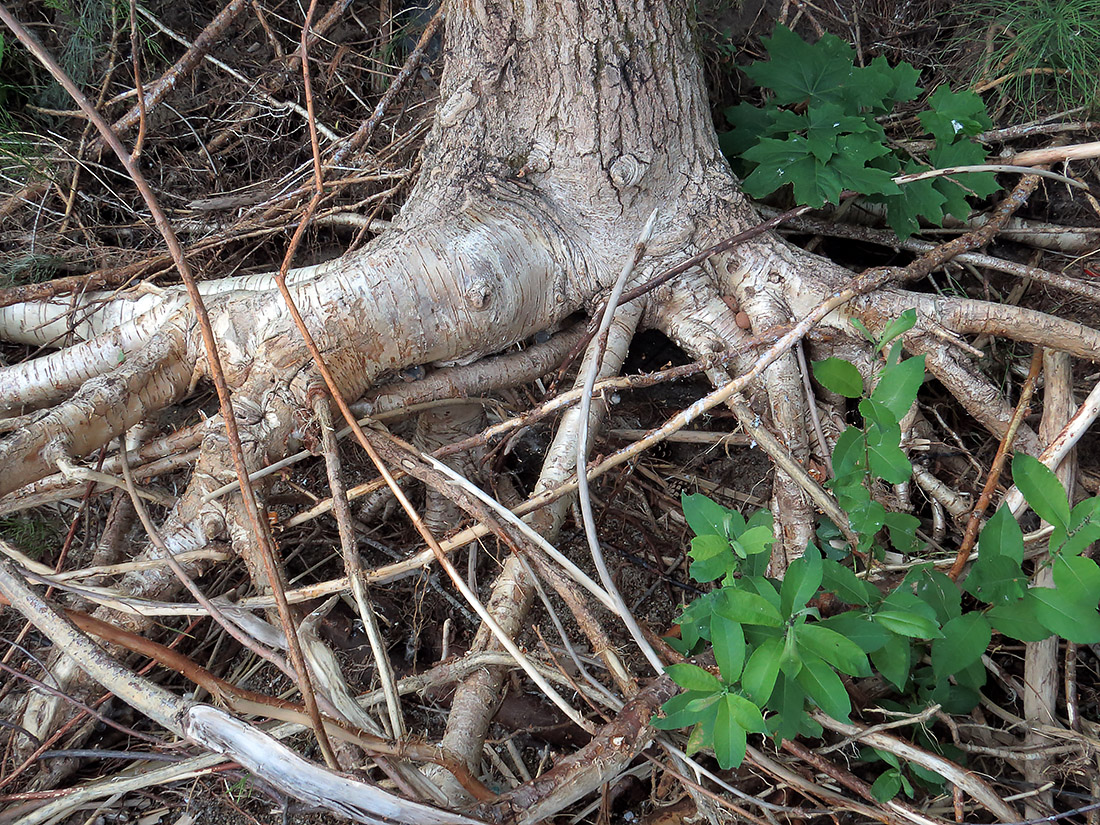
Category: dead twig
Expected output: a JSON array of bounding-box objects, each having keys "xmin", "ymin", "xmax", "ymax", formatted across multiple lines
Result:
[{"xmin": 947, "ymin": 346, "xmax": 1044, "ymax": 580}]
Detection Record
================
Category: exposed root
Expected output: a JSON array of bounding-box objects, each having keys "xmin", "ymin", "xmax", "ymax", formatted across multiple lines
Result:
[
  {"xmin": 860, "ymin": 289, "xmax": 1100, "ymax": 360},
  {"xmin": 0, "ymin": 329, "xmax": 192, "ymax": 493},
  {"xmin": 655, "ymin": 284, "xmax": 853, "ymax": 568},
  {"xmin": 1022, "ymin": 351, "xmax": 1077, "ymax": 817}
]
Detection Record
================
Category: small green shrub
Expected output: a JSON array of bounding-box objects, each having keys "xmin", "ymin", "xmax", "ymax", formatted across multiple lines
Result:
[
  {"xmin": 655, "ymin": 319, "xmax": 1100, "ymax": 796},
  {"xmin": 720, "ymin": 25, "xmax": 1001, "ymax": 237},
  {"xmin": 814, "ymin": 310, "xmax": 924, "ymax": 554}
]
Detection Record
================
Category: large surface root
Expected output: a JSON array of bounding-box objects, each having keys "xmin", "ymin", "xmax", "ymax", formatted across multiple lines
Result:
[
  {"xmin": 3, "ymin": 181, "xmax": 1094, "ymax": 824},
  {"xmin": 5, "ymin": 200, "xmax": 1094, "ymax": 819}
]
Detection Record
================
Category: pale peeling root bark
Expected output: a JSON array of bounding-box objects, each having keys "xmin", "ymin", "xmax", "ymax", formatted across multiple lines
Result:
[
  {"xmin": 859, "ymin": 289, "xmax": 1100, "ymax": 361},
  {"xmin": 0, "ymin": 327, "xmax": 193, "ymax": 493},
  {"xmin": 652, "ymin": 275, "xmax": 823, "ymax": 570},
  {"xmin": 417, "ymin": 403, "xmax": 488, "ymax": 534},
  {"xmin": 0, "ymin": 296, "xmax": 189, "ymax": 414},
  {"xmin": 655, "ymin": 237, "xmax": 1100, "ymax": 574},
  {"xmin": 0, "ymin": 199, "xmax": 585, "ymax": 499},
  {"xmin": 660, "ymin": 304, "xmax": 854, "ymax": 565},
  {"xmin": 0, "ymin": 262, "xmax": 332, "ymax": 348},
  {"xmin": 1023, "ymin": 351, "xmax": 1076, "ymax": 818}
]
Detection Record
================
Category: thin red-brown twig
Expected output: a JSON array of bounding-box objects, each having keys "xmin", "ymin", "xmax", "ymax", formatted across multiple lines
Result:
[
  {"xmin": 0, "ymin": 617, "xmax": 203, "ymax": 792},
  {"xmin": 259, "ymin": 0, "xmax": 592, "ymax": 741},
  {"xmin": 254, "ymin": 4, "xmax": 444, "ymax": 221},
  {"xmin": 0, "ymin": 657, "xmax": 165, "ymax": 747},
  {"xmin": 947, "ymin": 346, "xmax": 1044, "ymax": 581}
]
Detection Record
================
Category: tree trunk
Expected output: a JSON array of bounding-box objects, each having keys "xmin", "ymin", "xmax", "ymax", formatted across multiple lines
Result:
[{"xmin": 0, "ymin": 0, "xmax": 838, "ymax": 564}]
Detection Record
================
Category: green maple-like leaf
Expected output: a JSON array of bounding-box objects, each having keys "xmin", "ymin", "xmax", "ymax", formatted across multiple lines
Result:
[
  {"xmin": 864, "ymin": 55, "xmax": 921, "ymax": 109},
  {"xmin": 720, "ymin": 24, "xmax": 1001, "ymax": 240},
  {"xmin": 742, "ymin": 136, "xmax": 844, "ymax": 206},
  {"xmin": 925, "ymin": 141, "xmax": 999, "ymax": 221},
  {"xmin": 929, "ymin": 140, "xmax": 998, "ymax": 192},
  {"xmin": 829, "ymin": 134, "xmax": 901, "ymax": 197},
  {"xmin": 880, "ymin": 174, "xmax": 946, "ymax": 238},
  {"xmin": 919, "ymin": 86, "xmax": 993, "ymax": 145},
  {"xmin": 746, "ymin": 25, "xmax": 858, "ymax": 107},
  {"xmin": 721, "ymin": 103, "xmax": 774, "ymax": 159},
  {"xmin": 742, "ymin": 130, "xmax": 901, "ymax": 207},
  {"xmin": 805, "ymin": 102, "xmax": 873, "ymax": 162}
]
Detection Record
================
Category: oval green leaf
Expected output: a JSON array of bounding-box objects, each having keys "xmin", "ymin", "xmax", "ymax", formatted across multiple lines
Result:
[
  {"xmin": 870, "ymin": 631, "xmax": 911, "ymax": 690},
  {"xmin": 871, "ymin": 769, "xmax": 903, "ymax": 802},
  {"xmin": 820, "ymin": 612, "xmax": 890, "ymax": 653},
  {"xmin": 665, "ymin": 663, "xmax": 722, "ymax": 692},
  {"xmin": 781, "ymin": 544, "xmax": 823, "ymax": 617},
  {"xmin": 689, "ymin": 534, "xmax": 734, "ymax": 583},
  {"xmin": 653, "ymin": 690, "xmax": 717, "ymax": 729},
  {"xmin": 734, "ymin": 524, "xmax": 776, "ymax": 557},
  {"xmin": 742, "ymin": 638, "xmax": 783, "ymax": 704},
  {"xmin": 913, "ymin": 568, "xmax": 961, "ymax": 625},
  {"xmin": 1012, "ymin": 453, "xmax": 1069, "ymax": 531},
  {"xmin": 713, "ymin": 697, "xmax": 748, "ymax": 769},
  {"xmin": 978, "ymin": 505, "xmax": 1024, "ymax": 564},
  {"xmin": 795, "ymin": 654, "xmax": 851, "ymax": 721},
  {"xmin": 716, "ymin": 587, "xmax": 784, "ymax": 627},
  {"xmin": 932, "ymin": 613, "xmax": 991, "ymax": 679},
  {"xmin": 870, "ymin": 355, "xmax": 925, "ymax": 420},
  {"xmin": 876, "ymin": 308, "xmax": 917, "ymax": 349},
  {"xmin": 963, "ymin": 554, "xmax": 1026, "ymax": 605},
  {"xmin": 987, "ymin": 594, "xmax": 1050, "ymax": 642},
  {"xmin": 682, "ymin": 492, "xmax": 744, "ymax": 538},
  {"xmin": 726, "ymin": 692, "xmax": 767, "ymax": 734},
  {"xmin": 1052, "ymin": 554, "xmax": 1100, "ymax": 604},
  {"xmin": 1032, "ymin": 588, "xmax": 1100, "ymax": 644},
  {"xmin": 813, "ymin": 357, "xmax": 864, "ymax": 398},
  {"xmin": 797, "ymin": 623, "xmax": 872, "ymax": 677},
  {"xmin": 873, "ymin": 609, "xmax": 943, "ymax": 639},
  {"xmin": 710, "ymin": 613, "xmax": 746, "ymax": 683},
  {"xmin": 822, "ymin": 559, "xmax": 878, "ymax": 606},
  {"xmin": 1032, "ymin": 556, "xmax": 1100, "ymax": 644}
]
